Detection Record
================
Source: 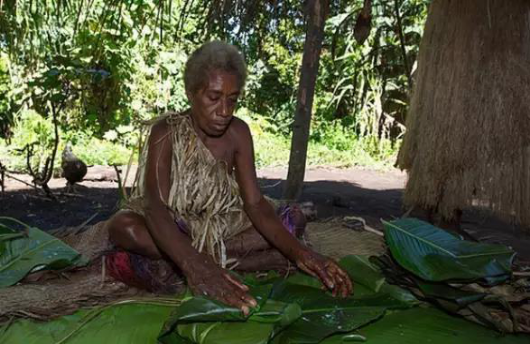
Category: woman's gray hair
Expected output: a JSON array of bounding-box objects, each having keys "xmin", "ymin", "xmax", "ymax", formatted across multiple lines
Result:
[{"xmin": 184, "ymin": 41, "xmax": 247, "ymax": 94}]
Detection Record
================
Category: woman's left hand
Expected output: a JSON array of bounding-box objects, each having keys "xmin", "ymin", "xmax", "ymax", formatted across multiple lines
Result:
[{"xmin": 295, "ymin": 248, "xmax": 354, "ymax": 297}]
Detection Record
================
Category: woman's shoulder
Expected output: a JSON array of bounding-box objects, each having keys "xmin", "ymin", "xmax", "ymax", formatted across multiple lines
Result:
[
  {"xmin": 146, "ymin": 118, "xmax": 172, "ymax": 146},
  {"xmin": 141, "ymin": 110, "xmax": 189, "ymax": 133}
]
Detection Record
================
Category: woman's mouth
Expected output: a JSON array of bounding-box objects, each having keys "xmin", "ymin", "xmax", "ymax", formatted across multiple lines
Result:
[{"xmin": 213, "ymin": 120, "xmax": 231, "ymax": 129}]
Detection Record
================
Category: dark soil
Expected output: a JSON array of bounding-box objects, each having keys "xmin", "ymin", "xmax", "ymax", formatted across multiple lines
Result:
[{"xmin": 1, "ymin": 165, "xmax": 529, "ymax": 265}]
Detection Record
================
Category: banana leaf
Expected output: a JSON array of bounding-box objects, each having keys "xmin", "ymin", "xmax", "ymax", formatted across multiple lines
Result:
[
  {"xmin": 0, "ymin": 301, "xmax": 176, "ymax": 344},
  {"xmin": 159, "ymin": 262, "xmax": 401, "ymax": 344},
  {"xmin": 338, "ymin": 255, "xmax": 418, "ymax": 306},
  {"xmin": 159, "ymin": 254, "xmax": 422, "ymax": 344},
  {"xmin": 176, "ymin": 299, "xmax": 302, "ymax": 344},
  {"xmin": 244, "ymin": 256, "xmax": 418, "ymax": 308},
  {"xmin": 158, "ymin": 283, "xmax": 302, "ymax": 344},
  {"xmin": 415, "ymin": 280, "xmax": 486, "ymax": 307},
  {"xmin": 0, "ymin": 217, "xmax": 88, "ymax": 287},
  {"xmin": 268, "ymin": 280, "xmax": 386, "ymax": 343},
  {"xmin": 0, "ymin": 255, "xmax": 416, "ymax": 344},
  {"xmin": 321, "ymin": 307, "xmax": 530, "ymax": 344},
  {"xmin": 383, "ymin": 218, "xmax": 515, "ymax": 284}
]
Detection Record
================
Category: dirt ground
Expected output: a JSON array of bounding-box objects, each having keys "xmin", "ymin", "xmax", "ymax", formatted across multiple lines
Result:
[{"xmin": 1, "ymin": 165, "xmax": 530, "ymax": 265}]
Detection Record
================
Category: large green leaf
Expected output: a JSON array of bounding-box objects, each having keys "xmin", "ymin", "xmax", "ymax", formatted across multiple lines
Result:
[
  {"xmin": 160, "ymin": 263, "xmax": 399, "ymax": 344},
  {"xmin": 321, "ymin": 307, "xmax": 530, "ymax": 344},
  {"xmin": 0, "ymin": 302, "xmax": 175, "ymax": 344},
  {"xmin": 158, "ymin": 254, "xmax": 424, "ymax": 344},
  {"xmin": 0, "ymin": 217, "xmax": 88, "ymax": 287},
  {"xmin": 158, "ymin": 284, "xmax": 302, "ymax": 344},
  {"xmin": 0, "ymin": 254, "xmax": 419, "ymax": 344},
  {"xmin": 415, "ymin": 280, "xmax": 486, "ymax": 307},
  {"xmin": 269, "ymin": 281, "xmax": 385, "ymax": 344},
  {"xmin": 176, "ymin": 299, "xmax": 302, "ymax": 344},
  {"xmin": 383, "ymin": 218, "xmax": 515, "ymax": 283},
  {"xmin": 338, "ymin": 255, "xmax": 418, "ymax": 307}
]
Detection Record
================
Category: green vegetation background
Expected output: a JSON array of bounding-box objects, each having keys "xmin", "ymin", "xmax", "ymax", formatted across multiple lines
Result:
[{"xmin": 0, "ymin": 0, "xmax": 429, "ymax": 172}]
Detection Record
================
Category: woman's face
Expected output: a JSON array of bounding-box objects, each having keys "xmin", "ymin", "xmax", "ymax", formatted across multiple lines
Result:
[{"xmin": 188, "ymin": 69, "xmax": 241, "ymax": 138}]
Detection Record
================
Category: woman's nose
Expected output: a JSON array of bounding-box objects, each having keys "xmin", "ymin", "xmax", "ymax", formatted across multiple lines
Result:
[{"xmin": 218, "ymin": 99, "xmax": 230, "ymax": 117}]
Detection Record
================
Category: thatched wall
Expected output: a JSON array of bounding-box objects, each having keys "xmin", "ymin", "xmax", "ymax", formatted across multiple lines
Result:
[{"xmin": 397, "ymin": 0, "xmax": 530, "ymax": 228}]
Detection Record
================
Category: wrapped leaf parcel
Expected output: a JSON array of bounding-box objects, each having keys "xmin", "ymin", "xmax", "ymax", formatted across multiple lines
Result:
[
  {"xmin": 0, "ymin": 217, "xmax": 88, "ymax": 287},
  {"xmin": 157, "ymin": 256, "xmax": 418, "ymax": 344}
]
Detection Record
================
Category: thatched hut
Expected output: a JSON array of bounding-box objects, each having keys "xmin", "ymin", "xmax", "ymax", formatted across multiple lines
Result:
[{"xmin": 397, "ymin": 0, "xmax": 530, "ymax": 228}]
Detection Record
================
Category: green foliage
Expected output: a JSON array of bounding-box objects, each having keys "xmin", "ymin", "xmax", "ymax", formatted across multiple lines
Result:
[
  {"xmin": 0, "ymin": 301, "xmax": 176, "ymax": 344},
  {"xmin": 158, "ymin": 259, "xmax": 403, "ymax": 344},
  {"xmin": 0, "ymin": 217, "xmax": 88, "ymax": 287},
  {"xmin": 339, "ymin": 255, "xmax": 418, "ymax": 305},
  {"xmin": 1, "ymin": 252, "xmax": 528, "ymax": 343},
  {"xmin": 4, "ymin": 302, "xmax": 527, "ymax": 344},
  {"xmin": 322, "ymin": 0, "xmax": 429, "ymax": 140},
  {"xmin": 322, "ymin": 307, "xmax": 530, "ymax": 344},
  {"xmin": 244, "ymin": 111, "xmax": 398, "ymax": 169},
  {"xmin": 0, "ymin": 53, "xmax": 17, "ymax": 140},
  {"xmin": 0, "ymin": 0, "xmax": 429, "ymax": 171},
  {"xmin": 383, "ymin": 218, "xmax": 515, "ymax": 284},
  {"xmin": 0, "ymin": 110, "xmax": 132, "ymax": 172}
]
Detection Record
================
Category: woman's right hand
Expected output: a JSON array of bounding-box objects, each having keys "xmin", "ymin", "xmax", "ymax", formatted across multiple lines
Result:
[{"xmin": 184, "ymin": 258, "xmax": 257, "ymax": 315}]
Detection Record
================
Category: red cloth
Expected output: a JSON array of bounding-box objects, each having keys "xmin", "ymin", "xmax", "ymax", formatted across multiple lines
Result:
[{"xmin": 105, "ymin": 250, "xmax": 150, "ymax": 290}]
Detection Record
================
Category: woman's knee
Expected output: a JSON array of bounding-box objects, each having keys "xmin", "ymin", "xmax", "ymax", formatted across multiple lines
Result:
[
  {"xmin": 108, "ymin": 211, "xmax": 144, "ymax": 240},
  {"xmin": 107, "ymin": 211, "xmax": 161, "ymax": 258}
]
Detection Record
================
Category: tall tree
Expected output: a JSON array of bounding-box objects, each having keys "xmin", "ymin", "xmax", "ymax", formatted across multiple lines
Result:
[
  {"xmin": 283, "ymin": 0, "xmax": 329, "ymax": 200},
  {"xmin": 398, "ymin": 0, "xmax": 530, "ymax": 228}
]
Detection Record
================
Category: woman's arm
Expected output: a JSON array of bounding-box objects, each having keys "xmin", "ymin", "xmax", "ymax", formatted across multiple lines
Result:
[{"xmin": 232, "ymin": 118, "xmax": 353, "ymax": 297}]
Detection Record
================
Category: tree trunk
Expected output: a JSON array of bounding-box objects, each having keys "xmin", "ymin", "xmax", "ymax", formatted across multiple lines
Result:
[
  {"xmin": 397, "ymin": 0, "xmax": 530, "ymax": 229},
  {"xmin": 283, "ymin": 0, "xmax": 329, "ymax": 200}
]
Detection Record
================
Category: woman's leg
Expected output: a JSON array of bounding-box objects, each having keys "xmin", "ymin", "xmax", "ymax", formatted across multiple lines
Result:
[
  {"xmin": 105, "ymin": 210, "xmax": 162, "ymax": 259},
  {"xmin": 234, "ymin": 249, "xmax": 291, "ymax": 272},
  {"xmin": 225, "ymin": 227, "xmax": 271, "ymax": 256},
  {"xmin": 105, "ymin": 210, "xmax": 184, "ymax": 293},
  {"xmin": 225, "ymin": 205, "xmax": 308, "ymax": 271}
]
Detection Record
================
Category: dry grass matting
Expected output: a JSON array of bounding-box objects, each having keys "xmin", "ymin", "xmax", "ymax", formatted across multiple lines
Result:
[
  {"xmin": 0, "ymin": 222, "xmax": 150, "ymax": 322},
  {"xmin": 0, "ymin": 217, "xmax": 384, "ymax": 322},
  {"xmin": 306, "ymin": 219, "xmax": 386, "ymax": 260}
]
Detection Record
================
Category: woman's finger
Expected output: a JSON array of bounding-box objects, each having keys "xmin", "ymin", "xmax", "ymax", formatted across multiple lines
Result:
[
  {"xmin": 312, "ymin": 263, "xmax": 335, "ymax": 290},
  {"xmin": 224, "ymin": 273, "xmax": 249, "ymax": 292},
  {"xmin": 224, "ymin": 293, "xmax": 251, "ymax": 316},
  {"xmin": 240, "ymin": 292, "xmax": 258, "ymax": 308},
  {"xmin": 223, "ymin": 279, "xmax": 257, "ymax": 308},
  {"xmin": 333, "ymin": 273, "xmax": 343, "ymax": 297},
  {"xmin": 325, "ymin": 263, "xmax": 347, "ymax": 297},
  {"xmin": 336, "ymin": 266, "xmax": 354, "ymax": 295},
  {"xmin": 329, "ymin": 270, "xmax": 346, "ymax": 298},
  {"xmin": 231, "ymin": 285, "xmax": 257, "ymax": 308},
  {"xmin": 326, "ymin": 261, "xmax": 353, "ymax": 296}
]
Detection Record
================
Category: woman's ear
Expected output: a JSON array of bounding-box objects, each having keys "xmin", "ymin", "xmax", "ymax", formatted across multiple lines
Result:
[{"xmin": 186, "ymin": 90, "xmax": 193, "ymax": 103}]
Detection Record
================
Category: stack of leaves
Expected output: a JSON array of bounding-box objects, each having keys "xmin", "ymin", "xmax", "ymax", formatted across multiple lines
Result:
[
  {"xmin": 2, "ymin": 254, "xmax": 530, "ymax": 343},
  {"xmin": 377, "ymin": 218, "xmax": 530, "ymax": 333},
  {"xmin": 157, "ymin": 254, "xmax": 418, "ymax": 344},
  {"xmin": 0, "ymin": 217, "xmax": 88, "ymax": 287}
]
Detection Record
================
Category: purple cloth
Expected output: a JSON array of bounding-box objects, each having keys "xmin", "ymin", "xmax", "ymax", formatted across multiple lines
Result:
[{"xmin": 278, "ymin": 205, "xmax": 298, "ymax": 237}]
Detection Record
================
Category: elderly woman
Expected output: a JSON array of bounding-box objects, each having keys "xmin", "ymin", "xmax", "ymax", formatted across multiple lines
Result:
[{"xmin": 105, "ymin": 41, "xmax": 352, "ymax": 314}]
